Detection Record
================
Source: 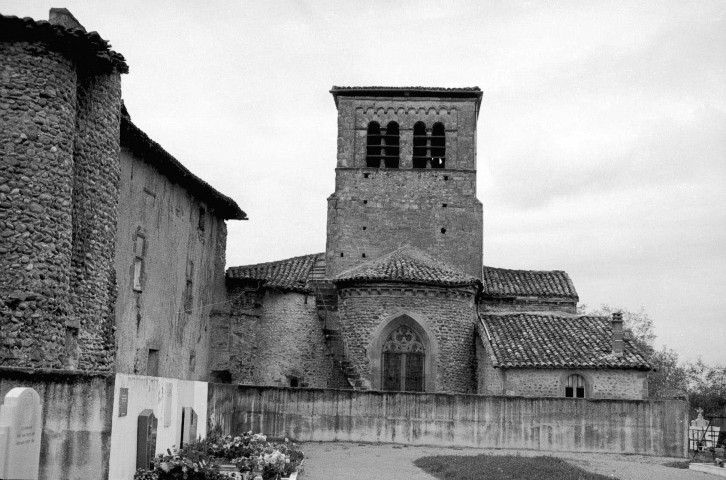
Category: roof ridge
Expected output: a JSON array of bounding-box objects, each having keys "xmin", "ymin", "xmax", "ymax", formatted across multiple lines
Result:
[{"xmin": 229, "ymin": 252, "xmax": 324, "ymax": 271}]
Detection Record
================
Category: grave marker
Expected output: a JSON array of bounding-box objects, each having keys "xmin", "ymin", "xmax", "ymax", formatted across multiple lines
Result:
[
  {"xmin": 136, "ymin": 409, "xmax": 157, "ymax": 470},
  {"xmin": 0, "ymin": 387, "xmax": 42, "ymax": 480},
  {"xmin": 180, "ymin": 407, "xmax": 197, "ymax": 447}
]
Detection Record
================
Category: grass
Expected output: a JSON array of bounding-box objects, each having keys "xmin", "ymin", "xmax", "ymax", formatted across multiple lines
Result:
[
  {"xmin": 413, "ymin": 454, "xmax": 618, "ymax": 480},
  {"xmin": 663, "ymin": 460, "xmax": 690, "ymax": 469}
]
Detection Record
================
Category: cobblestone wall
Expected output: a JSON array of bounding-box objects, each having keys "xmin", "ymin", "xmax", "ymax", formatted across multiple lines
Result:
[
  {"xmin": 337, "ymin": 284, "xmax": 478, "ymax": 393},
  {"xmin": 0, "ymin": 39, "xmax": 123, "ymax": 371},
  {"xmin": 217, "ymin": 286, "xmax": 347, "ymax": 388}
]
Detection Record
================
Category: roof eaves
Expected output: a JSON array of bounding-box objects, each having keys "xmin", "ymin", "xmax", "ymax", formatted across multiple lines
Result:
[{"xmin": 120, "ymin": 105, "xmax": 246, "ymax": 220}]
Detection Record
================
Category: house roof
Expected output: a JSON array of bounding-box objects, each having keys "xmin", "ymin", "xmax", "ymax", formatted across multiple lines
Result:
[
  {"xmin": 0, "ymin": 12, "xmax": 128, "ymax": 74},
  {"xmin": 481, "ymin": 266, "xmax": 578, "ymax": 299},
  {"xmin": 227, "ymin": 253, "xmax": 323, "ymax": 293},
  {"xmin": 121, "ymin": 105, "xmax": 246, "ymax": 220},
  {"xmin": 480, "ymin": 313, "xmax": 651, "ymax": 370},
  {"xmin": 335, "ymin": 245, "xmax": 480, "ymax": 287}
]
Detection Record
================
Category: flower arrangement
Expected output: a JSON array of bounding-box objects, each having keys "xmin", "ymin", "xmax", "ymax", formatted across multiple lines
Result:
[{"xmin": 133, "ymin": 431, "xmax": 303, "ymax": 480}]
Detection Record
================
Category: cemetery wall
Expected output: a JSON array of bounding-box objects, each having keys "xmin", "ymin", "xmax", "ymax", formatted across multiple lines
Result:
[
  {"xmin": 114, "ymin": 148, "xmax": 228, "ymax": 380},
  {"xmin": 208, "ymin": 384, "xmax": 689, "ymax": 458},
  {"xmin": 108, "ymin": 373, "xmax": 208, "ymax": 480},
  {"xmin": 0, "ymin": 367, "xmax": 115, "ymax": 480}
]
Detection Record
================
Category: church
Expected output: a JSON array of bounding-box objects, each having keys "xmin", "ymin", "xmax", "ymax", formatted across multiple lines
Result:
[{"xmin": 212, "ymin": 87, "xmax": 651, "ymax": 400}]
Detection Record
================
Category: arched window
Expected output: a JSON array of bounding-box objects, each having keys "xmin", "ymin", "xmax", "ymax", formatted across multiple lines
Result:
[
  {"xmin": 430, "ymin": 122, "xmax": 446, "ymax": 169},
  {"xmin": 383, "ymin": 121, "xmax": 399, "ymax": 168},
  {"xmin": 565, "ymin": 374, "xmax": 586, "ymax": 398},
  {"xmin": 382, "ymin": 324, "xmax": 425, "ymax": 392},
  {"xmin": 366, "ymin": 121, "xmax": 382, "ymax": 168},
  {"xmin": 412, "ymin": 121, "xmax": 428, "ymax": 168}
]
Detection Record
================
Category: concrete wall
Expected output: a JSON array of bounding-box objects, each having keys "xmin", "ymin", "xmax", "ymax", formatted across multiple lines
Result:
[
  {"xmin": 207, "ymin": 384, "xmax": 689, "ymax": 458},
  {"xmin": 114, "ymin": 149, "xmax": 228, "ymax": 381},
  {"xmin": 211, "ymin": 287, "xmax": 347, "ymax": 389},
  {"xmin": 0, "ymin": 367, "xmax": 115, "ymax": 480},
  {"xmin": 107, "ymin": 373, "xmax": 208, "ymax": 480}
]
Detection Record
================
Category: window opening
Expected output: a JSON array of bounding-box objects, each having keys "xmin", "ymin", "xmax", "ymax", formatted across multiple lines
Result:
[
  {"xmin": 441, "ymin": 228, "xmax": 446, "ymax": 234},
  {"xmin": 565, "ymin": 374, "xmax": 586, "ymax": 398},
  {"xmin": 383, "ymin": 121, "xmax": 400, "ymax": 168},
  {"xmin": 442, "ymin": 203, "xmax": 447, "ymax": 208},
  {"xmin": 362, "ymin": 253, "xmax": 366, "ymax": 258},
  {"xmin": 382, "ymin": 325, "xmax": 425, "ymax": 392},
  {"xmin": 133, "ymin": 233, "xmax": 146, "ymax": 292},
  {"xmin": 412, "ymin": 122, "xmax": 428, "ymax": 168},
  {"xmin": 147, "ymin": 349, "xmax": 159, "ymax": 376},
  {"xmin": 366, "ymin": 122, "xmax": 382, "ymax": 168},
  {"xmin": 340, "ymin": 252, "xmax": 344, "ymax": 257},
  {"xmin": 430, "ymin": 122, "xmax": 446, "ymax": 168}
]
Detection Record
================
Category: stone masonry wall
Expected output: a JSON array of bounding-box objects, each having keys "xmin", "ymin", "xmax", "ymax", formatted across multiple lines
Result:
[
  {"xmin": 217, "ymin": 286, "xmax": 347, "ymax": 388},
  {"xmin": 0, "ymin": 42, "xmax": 78, "ymax": 368},
  {"xmin": 479, "ymin": 297, "xmax": 577, "ymax": 314},
  {"xmin": 0, "ymin": 39, "xmax": 123, "ymax": 371},
  {"xmin": 337, "ymin": 284, "xmax": 478, "ymax": 393},
  {"xmin": 503, "ymin": 368, "xmax": 649, "ymax": 400},
  {"xmin": 476, "ymin": 333, "xmax": 504, "ymax": 394},
  {"xmin": 70, "ymin": 71, "xmax": 122, "ymax": 371},
  {"xmin": 326, "ymin": 169, "xmax": 483, "ymax": 279},
  {"xmin": 114, "ymin": 149, "xmax": 228, "ymax": 381}
]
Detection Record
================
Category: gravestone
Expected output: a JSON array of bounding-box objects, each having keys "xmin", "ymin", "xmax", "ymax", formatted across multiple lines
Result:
[
  {"xmin": 180, "ymin": 407, "xmax": 197, "ymax": 447},
  {"xmin": 136, "ymin": 409, "xmax": 158, "ymax": 470},
  {"xmin": 689, "ymin": 407, "xmax": 720, "ymax": 450},
  {"xmin": 0, "ymin": 387, "xmax": 43, "ymax": 480}
]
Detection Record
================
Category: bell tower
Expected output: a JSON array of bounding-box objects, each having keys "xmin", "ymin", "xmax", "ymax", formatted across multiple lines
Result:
[{"xmin": 325, "ymin": 87, "xmax": 483, "ymax": 279}]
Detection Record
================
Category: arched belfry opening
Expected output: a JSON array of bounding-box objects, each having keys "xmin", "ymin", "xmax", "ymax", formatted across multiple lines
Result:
[
  {"xmin": 366, "ymin": 121, "xmax": 382, "ymax": 167},
  {"xmin": 369, "ymin": 311, "xmax": 438, "ymax": 392},
  {"xmin": 431, "ymin": 122, "xmax": 446, "ymax": 168},
  {"xmin": 384, "ymin": 121, "xmax": 400, "ymax": 168},
  {"xmin": 412, "ymin": 121, "xmax": 428, "ymax": 168}
]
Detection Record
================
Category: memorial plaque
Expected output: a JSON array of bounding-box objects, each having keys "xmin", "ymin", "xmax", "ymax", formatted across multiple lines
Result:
[
  {"xmin": 136, "ymin": 409, "xmax": 158, "ymax": 470},
  {"xmin": 118, "ymin": 388, "xmax": 129, "ymax": 417},
  {"xmin": 180, "ymin": 407, "xmax": 197, "ymax": 447},
  {"xmin": 163, "ymin": 382, "xmax": 172, "ymax": 427},
  {"xmin": 0, "ymin": 387, "xmax": 42, "ymax": 480}
]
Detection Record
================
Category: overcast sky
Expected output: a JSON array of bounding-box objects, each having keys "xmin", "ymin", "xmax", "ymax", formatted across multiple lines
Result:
[{"xmin": 3, "ymin": 0, "xmax": 724, "ymax": 364}]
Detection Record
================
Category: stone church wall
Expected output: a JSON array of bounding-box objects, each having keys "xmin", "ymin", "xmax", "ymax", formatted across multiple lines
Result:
[
  {"xmin": 0, "ymin": 40, "xmax": 121, "ymax": 371},
  {"xmin": 337, "ymin": 284, "xmax": 478, "ymax": 393},
  {"xmin": 214, "ymin": 286, "xmax": 347, "ymax": 388},
  {"xmin": 479, "ymin": 297, "xmax": 577, "ymax": 314},
  {"xmin": 114, "ymin": 149, "xmax": 228, "ymax": 380}
]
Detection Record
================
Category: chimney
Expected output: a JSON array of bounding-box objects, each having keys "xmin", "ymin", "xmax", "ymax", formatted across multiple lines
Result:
[
  {"xmin": 49, "ymin": 8, "xmax": 87, "ymax": 32},
  {"xmin": 611, "ymin": 312, "xmax": 624, "ymax": 356}
]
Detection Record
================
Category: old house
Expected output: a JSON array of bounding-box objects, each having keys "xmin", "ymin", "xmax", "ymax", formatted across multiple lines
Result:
[{"xmin": 217, "ymin": 87, "xmax": 651, "ymax": 399}]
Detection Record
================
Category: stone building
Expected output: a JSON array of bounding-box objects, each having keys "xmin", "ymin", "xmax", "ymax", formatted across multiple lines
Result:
[
  {"xmin": 218, "ymin": 86, "xmax": 651, "ymax": 399},
  {"xmin": 0, "ymin": 9, "xmax": 245, "ymax": 380}
]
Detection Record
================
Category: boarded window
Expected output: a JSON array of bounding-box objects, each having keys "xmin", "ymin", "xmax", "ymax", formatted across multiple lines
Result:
[{"xmin": 147, "ymin": 349, "xmax": 159, "ymax": 376}]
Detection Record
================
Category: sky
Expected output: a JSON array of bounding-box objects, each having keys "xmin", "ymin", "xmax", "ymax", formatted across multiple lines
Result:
[{"xmin": 2, "ymin": 0, "xmax": 724, "ymax": 364}]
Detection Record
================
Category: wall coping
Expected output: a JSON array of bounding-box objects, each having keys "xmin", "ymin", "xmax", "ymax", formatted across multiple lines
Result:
[{"xmin": 0, "ymin": 366, "xmax": 114, "ymax": 382}]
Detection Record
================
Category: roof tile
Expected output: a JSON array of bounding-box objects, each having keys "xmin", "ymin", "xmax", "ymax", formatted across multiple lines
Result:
[
  {"xmin": 482, "ymin": 266, "xmax": 578, "ymax": 298},
  {"xmin": 227, "ymin": 253, "xmax": 323, "ymax": 292},
  {"xmin": 480, "ymin": 313, "xmax": 651, "ymax": 370},
  {"xmin": 335, "ymin": 245, "xmax": 479, "ymax": 287}
]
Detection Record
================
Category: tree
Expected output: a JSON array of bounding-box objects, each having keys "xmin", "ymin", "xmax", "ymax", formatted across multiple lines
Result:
[
  {"xmin": 578, "ymin": 304, "xmax": 686, "ymax": 399},
  {"xmin": 686, "ymin": 359, "xmax": 726, "ymax": 417}
]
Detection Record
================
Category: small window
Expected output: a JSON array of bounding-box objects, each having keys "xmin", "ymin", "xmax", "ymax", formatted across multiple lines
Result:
[
  {"xmin": 133, "ymin": 234, "xmax": 146, "ymax": 291},
  {"xmin": 147, "ymin": 349, "xmax": 159, "ymax": 376},
  {"xmin": 565, "ymin": 374, "xmax": 586, "ymax": 398},
  {"xmin": 198, "ymin": 207, "xmax": 206, "ymax": 232}
]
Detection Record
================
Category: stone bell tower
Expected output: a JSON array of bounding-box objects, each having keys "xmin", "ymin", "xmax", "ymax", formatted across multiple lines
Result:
[{"xmin": 325, "ymin": 87, "xmax": 484, "ymax": 279}]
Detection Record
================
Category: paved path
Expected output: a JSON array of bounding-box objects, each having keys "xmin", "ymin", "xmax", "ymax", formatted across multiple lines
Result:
[{"xmin": 300, "ymin": 442, "xmax": 709, "ymax": 479}]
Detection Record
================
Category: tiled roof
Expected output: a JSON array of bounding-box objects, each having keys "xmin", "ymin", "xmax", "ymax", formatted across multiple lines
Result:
[
  {"xmin": 227, "ymin": 253, "xmax": 323, "ymax": 293},
  {"xmin": 482, "ymin": 266, "xmax": 578, "ymax": 299},
  {"xmin": 0, "ymin": 13, "xmax": 128, "ymax": 73},
  {"xmin": 335, "ymin": 245, "xmax": 480, "ymax": 287},
  {"xmin": 121, "ymin": 105, "xmax": 246, "ymax": 220},
  {"xmin": 480, "ymin": 313, "xmax": 651, "ymax": 370}
]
